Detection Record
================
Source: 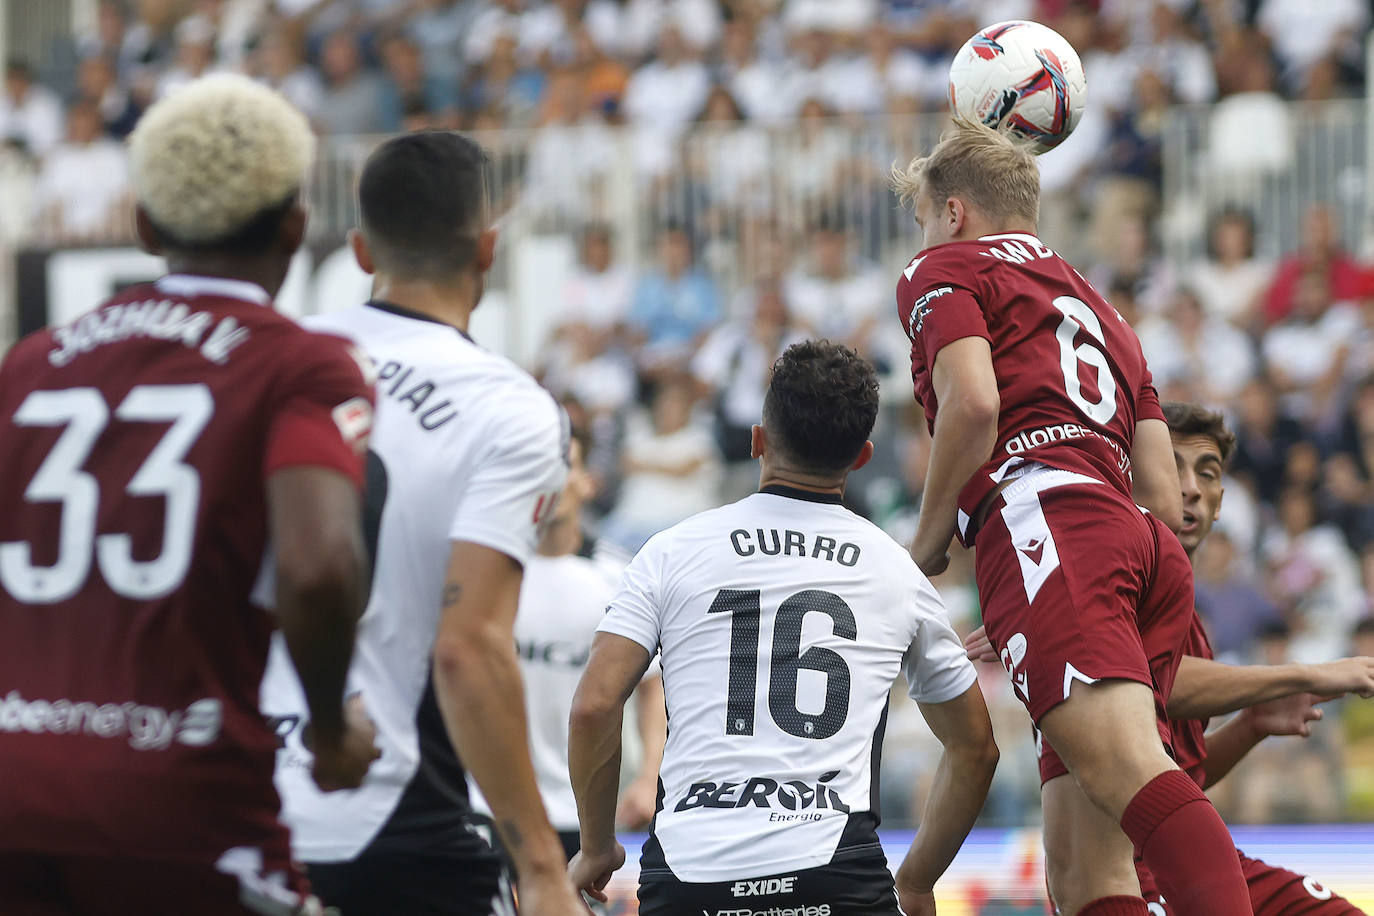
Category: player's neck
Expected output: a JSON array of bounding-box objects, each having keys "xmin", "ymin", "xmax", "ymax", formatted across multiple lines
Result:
[
  {"xmin": 162, "ymin": 255, "xmax": 287, "ymax": 299},
  {"xmin": 757, "ymin": 465, "xmax": 846, "ymax": 499},
  {"xmin": 369, "ymin": 274, "xmax": 479, "ymax": 333}
]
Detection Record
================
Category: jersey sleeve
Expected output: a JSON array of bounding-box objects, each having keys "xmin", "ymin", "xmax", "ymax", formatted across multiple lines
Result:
[
  {"xmin": 901, "ymin": 581, "xmax": 978, "ymax": 705},
  {"xmin": 1135, "ymin": 361, "xmax": 1165, "ymax": 424},
  {"xmin": 596, "ymin": 533, "xmax": 667, "ymax": 655},
  {"xmin": 897, "ymin": 248, "xmax": 992, "ymax": 368},
  {"xmin": 448, "ymin": 389, "xmax": 568, "ymax": 566},
  {"xmin": 263, "ymin": 332, "xmax": 375, "ymax": 489}
]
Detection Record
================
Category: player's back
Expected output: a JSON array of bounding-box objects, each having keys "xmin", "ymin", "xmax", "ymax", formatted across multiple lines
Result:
[
  {"xmin": 599, "ymin": 486, "xmax": 975, "ymax": 882},
  {"xmin": 262, "ymin": 301, "xmax": 567, "ymax": 863},
  {"xmin": 898, "ymin": 233, "xmax": 1161, "ymax": 541},
  {"xmin": 0, "ymin": 274, "xmax": 370, "ymax": 862}
]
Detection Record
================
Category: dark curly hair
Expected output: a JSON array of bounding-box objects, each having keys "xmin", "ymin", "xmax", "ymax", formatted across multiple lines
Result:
[
  {"xmin": 1163, "ymin": 401, "xmax": 1236, "ymax": 466},
  {"xmin": 763, "ymin": 340, "xmax": 880, "ymax": 474}
]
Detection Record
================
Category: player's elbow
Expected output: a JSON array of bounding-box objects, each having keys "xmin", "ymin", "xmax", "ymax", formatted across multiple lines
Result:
[
  {"xmin": 946, "ymin": 717, "xmax": 999, "ymax": 783},
  {"xmin": 432, "ymin": 621, "xmax": 510, "ymax": 683},
  {"xmin": 947, "ymin": 387, "xmax": 1001, "ymax": 434},
  {"xmin": 569, "ymin": 677, "xmax": 621, "ymax": 735},
  {"xmin": 276, "ymin": 528, "xmax": 366, "ymax": 617}
]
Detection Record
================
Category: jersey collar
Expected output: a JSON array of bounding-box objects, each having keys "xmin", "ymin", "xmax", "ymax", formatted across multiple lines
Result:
[
  {"xmin": 759, "ymin": 484, "xmax": 844, "ymax": 505},
  {"xmin": 365, "ymin": 299, "xmax": 473, "ymax": 342},
  {"xmin": 155, "ymin": 273, "xmax": 270, "ymax": 306}
]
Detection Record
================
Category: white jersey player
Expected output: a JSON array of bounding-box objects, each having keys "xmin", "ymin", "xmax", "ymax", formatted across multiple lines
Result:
[
  {"xmin": 568, "ymin": 341, "xmax": 999, "ymax": 916},
  {"xmin": 469, "ymin": 434, "xmax": 666, "ymax": 858},
  {"xmin": 260, "ymin": 132, "xmax": 585, "ymax": 916}
]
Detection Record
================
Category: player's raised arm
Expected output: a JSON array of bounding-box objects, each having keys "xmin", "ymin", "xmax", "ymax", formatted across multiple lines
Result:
[
  {"xmin": 911, "ymin": 336, "xmax": 1000, "ymax": 576},
  {"xmin": 1131, "ymin": 417, "xmax": 1184, "ymax": 533},
  {"xmin": 568, "ymin": 632, "xmax": 654, "ymax": 899}
]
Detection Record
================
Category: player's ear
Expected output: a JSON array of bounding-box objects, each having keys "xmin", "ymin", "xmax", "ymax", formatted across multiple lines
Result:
[
  {"xmin": 475, "ymin": 227, "xmax": 499, "ymax": 274},
  {"xmin": 349, "ymin": 228, "xmax": 375, "ymax": 275},
  {"xmin": 849, "ymin": 440, "xmax": 875, "ymax": 472},
  {"xmin": 750, "ymin": 424, "xmax": 765, "ymax": 460},
  {"xmin": 133, "ymin": 206, "xmax": 163, "ymax": 255},
  {"xmin": 1214, "ymin": 486, "xmax": 1224, "ymax": 520},
  {"xmin": 946, "ymin": 197, "xmax": 965, "ymax": 235}
]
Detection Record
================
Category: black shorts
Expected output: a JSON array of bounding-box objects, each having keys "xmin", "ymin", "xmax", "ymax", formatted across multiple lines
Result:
[
  {"xmin": 638, "ymin": 852, "xmax": 899, "ymax": 916},
  {"xmin": 307, "ymin": 847, "xmax": 514, "ymax": 916}
]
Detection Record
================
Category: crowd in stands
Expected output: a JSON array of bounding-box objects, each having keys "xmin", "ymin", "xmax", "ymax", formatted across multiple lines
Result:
[{"xmin": 4, "ymin": 0, "xmax": 1374, "ymax": 826}]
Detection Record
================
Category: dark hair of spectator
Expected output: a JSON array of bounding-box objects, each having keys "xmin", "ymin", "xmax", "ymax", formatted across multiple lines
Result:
[
  {"xmin": 763, "ymin": 340, "xmax": 879, "ymax": 475},
  {"xmin": 580, "ymin": 222, "xmax": 613, "ymax": 245},
  {"xmin": 1205, "ymin": 207, "xmax": 1257, "ymax": 260},
  {"xmin": 1257, "ymin": 619, "xmax": 1292, "ymax": 641},
  {"xmin": 1354, "ymin": 617, "xmax": 1374, "ymax": 638},
  {"xmin": 1163, "ymin": 401, "xmax": 1237, "ymax": 466},
  {"xmin": 5, "ymin": 59, "xmax": 32, "ymax": 81},
  {"xmin": 358, "ymin": 131, "xmax": 489, "ymax": 279}
]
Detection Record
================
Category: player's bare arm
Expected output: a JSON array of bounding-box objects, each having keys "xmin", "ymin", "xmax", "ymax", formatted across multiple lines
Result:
[
  {"xmin": 616, "ymin": 673, "xmax": 667, "ymax": 830},
  {"xmin": 894, "ymin": 683, "xmax": 998, "ymax": 916},
  {"xmin": 911, "ymin": 336, "xmax": 999, "ymax": 576},
  {"xmin": 1130, "ymin": 417, "xmax": 1184, "ymax": 533},
  {"xmin": 268, "ymin": 466, "xmax": 377, "ymax": 792},
  {"xmin": 1197, "ymin": 692, "xmax": 1330, "ymax": 789},
  {"xmin": 433, "ymin": 540, "xmax": 583, "ymax": 911},
  {"xmin": 568, "ymin": 632, "xmax": 652, "ymax": 900},
  {"xmin": 1168, "ymin": 653, "xmax": 1374, "ymax": 719}
]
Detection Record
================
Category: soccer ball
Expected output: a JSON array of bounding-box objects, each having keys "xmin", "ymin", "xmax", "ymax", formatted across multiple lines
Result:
[{"xmin": 948, "ymin": 20, "xmax": 1087, "ymax": 154}]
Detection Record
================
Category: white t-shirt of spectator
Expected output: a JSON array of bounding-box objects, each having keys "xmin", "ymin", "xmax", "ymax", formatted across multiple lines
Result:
[
  {"xmin": 33, "ymin": 139, "xmax": 128, "ymax": 237},
  {"xmin": 610, "ymin": 416, "xmax": 722, "ymax": 542},
  {"xmin": 786, "ymin": 263, "xmax": 887, "ymax": 342},
  {"xmin": 1259, "ymin": 0, "xmax": 1366, "ymax": 78},
  {"xmin": 0, "ymin": 83, "xmax": 63, "ymax": 157},
  {"xmin": 1188, "ymin": 257, "xmax": 1274, "ymax": 325},
  {"xmin": 623, "ymin": 0, "xmax": 723, "ymax": 55},
  {"xmin": 1261, "ymin": 303, "xmax": 1360, "ymax": 388},
  {"xmin": 597, "ymin": 487, "xmax": 976, "ymax": 882},
  {"xmin": 692, "ymin": 323, "xmax": 807, "ymax": 428},
  {"xmin": 623, "ymin": 59, "xmax": 711, "ymax": 135},
  {"xmin": 562, "ymin": 263, "xmax": 635, "ymax": 332},
  {"xmin": 730, "ymin": 59, "xmax": 798, "ymax": 124},
  {"xmin": 1136, "ymin": 314, "xmax": 1257, "ymax": 401}
]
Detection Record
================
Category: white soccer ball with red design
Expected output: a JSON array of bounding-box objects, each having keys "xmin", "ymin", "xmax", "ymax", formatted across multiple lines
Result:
[{"xmin": 948, "ymin": 20, "xmax": 1087, "ymax": 154}]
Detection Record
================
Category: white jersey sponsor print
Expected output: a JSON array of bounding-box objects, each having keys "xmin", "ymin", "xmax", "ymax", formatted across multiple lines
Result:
[
  {"xmin": 599, "ymin": 486, "xmax": 976, "ymax": 882},
  {"xmin": 261, "ymin": 301, "xmax": 567, "ymax": 863}
]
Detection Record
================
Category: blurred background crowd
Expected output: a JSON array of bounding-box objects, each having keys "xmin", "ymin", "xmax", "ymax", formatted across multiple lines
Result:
[{"xmin": 4, "ymin": 0, "xmax": 1374, "ymax": 830}]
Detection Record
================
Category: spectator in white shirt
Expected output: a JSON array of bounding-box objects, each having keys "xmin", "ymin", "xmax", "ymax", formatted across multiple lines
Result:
[
  {"xmin": 720, "ymin": 20, "xmax": 795, "ymax": 125},
  {"xmin": 0, "ymin": 61, "xmax": 63, "ymax": 158},
  {"xmin": 154, "ymin": 15, "xmax": 219, "ymax": 99},
  {"xmin": 33, "ymin": 98, "xmax": 130, "ymax": 243},
  {"xmin": 1137, "ymin": 287, "xmax": 1257, "ymax": 404},
  {"xmin": 253, "ymin": 29, "xmax": 324, "ymax": 123},
  {"xmin": 623, "ymin": 26, "xmax": 710, "ymax": 136},
  {"xmin": 1188, "ymin": 208, "xmax": 1274, "ymax": 329},
  {"xmin": 1261, "ymin": 269, "xmax": 1359, "ymax": 423},
  {"xmin": 1258, "ymin": 0, "xmax": 1366, "ymax": 86},
  {"xmin": 785, "ymin": 217, "xmax": 888, "ymax": 360}
]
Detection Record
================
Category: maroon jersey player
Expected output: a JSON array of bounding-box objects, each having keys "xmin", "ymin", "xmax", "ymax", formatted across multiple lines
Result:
[
  {"xmin": 0, "ymin": 75, "xmax": 378, "ymax": 915},
  {"xmin": 891, "ymin": 120, "xmax": 1251, "ymax": 916},
  {"xmin": 1024, "ymin": 404, "xmax": 1372, "ymax": 916}
]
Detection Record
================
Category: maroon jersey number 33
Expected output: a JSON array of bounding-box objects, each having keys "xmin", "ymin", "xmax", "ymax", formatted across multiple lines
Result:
[{"xmin": 0, "ymin": 274, "xmax": 373, "ymax": 865}]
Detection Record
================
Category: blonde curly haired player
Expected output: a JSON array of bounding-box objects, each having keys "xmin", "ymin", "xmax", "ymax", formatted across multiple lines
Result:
[
  {"xmin": 0, "ymin": 74, "xmax": 379, "ymax": 915},
  {"xmin": 128, "ymin": 72, "xmax": 315, "ymax": 249}
]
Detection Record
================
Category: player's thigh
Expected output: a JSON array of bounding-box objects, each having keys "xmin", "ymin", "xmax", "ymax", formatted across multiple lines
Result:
[
  {"xmin": 308, "ymin": 850, "xmax": 513, "ymax": 916},
  {"xmin": 1239, "ymin": 853, "xmax": 1367, "ymax": 916},
  {"xmin": 1041, "ymin": 773, "xmax": 1140, "ymax": 916},
  {"xmin": 975, "ymin": 482, "xmax": 1162, "ymax": 727},
  {"xmin": 639, "ymin": 856, "xmax": 899, "ymax": 916}
]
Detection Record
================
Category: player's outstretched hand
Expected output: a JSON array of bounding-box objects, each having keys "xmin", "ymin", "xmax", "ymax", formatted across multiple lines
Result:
[
  {"xmin": 615, "ymin": 779, "xmax": 657, "ymax": 830},
  {"xmin": 1307, "ymin": 656, "xmax": 1374, "ymax": 699},
  {"xmin": 1244, "ymin": 692, "xmax": 1329, "ymax": 739},
  {"xmin": 963, "ymin": 626, "xmax": 998, "ymax": 663},
  {"xmin": 309, "ymin": 696, "xmax": 382, "ymax": 792},
  {"xmin": 568, "ymin": 843, "xmax": 626, "ymax": 905}
]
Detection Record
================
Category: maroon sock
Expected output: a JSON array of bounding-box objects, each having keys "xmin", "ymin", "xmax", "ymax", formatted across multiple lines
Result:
[
  {"xmin": 1121, "ymin": 770, "xmax": 1252, "ymax": 916},
  {"xmin": 1077, "ymin": 897, "xmax": 1150, "ymax": 916}
]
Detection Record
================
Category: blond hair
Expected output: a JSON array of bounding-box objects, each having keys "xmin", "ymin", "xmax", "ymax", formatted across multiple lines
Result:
[
  {"xmin": 128, "ymin": 73, "xmax": 314, "ymax": 247},
  {"xmin": 890, "ymin": 118, "xmax": 1040, "ymax": 226}
]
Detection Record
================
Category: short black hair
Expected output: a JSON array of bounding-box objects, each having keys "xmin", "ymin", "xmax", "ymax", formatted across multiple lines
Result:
[
  {"xmin": 147, "ymin": 193, "xmax": 297, "ymax": 257},
  {"xmin": 358, "ymin": 131, "xmax": 488, "ymax": 279},
  {"xmin": 1163, "ymin": 401, "xmax": 1237, "ymax": 466},
  {"xmin": 763, "ymin": 340, "xmax": 879, "ymax": 475}
]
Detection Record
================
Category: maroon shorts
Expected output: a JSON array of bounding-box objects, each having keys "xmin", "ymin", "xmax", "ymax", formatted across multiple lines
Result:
[
  {"xmin": 0, "ymin": 846, "xmax": 315, "ymax": 916},
  {"xmin": 975, "ymin": 467, "xmax": 1193, "ymax": 743},
  {"xmin": 1137, "ymin": 850, "xmax": 1365, "ymax": 915}
]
